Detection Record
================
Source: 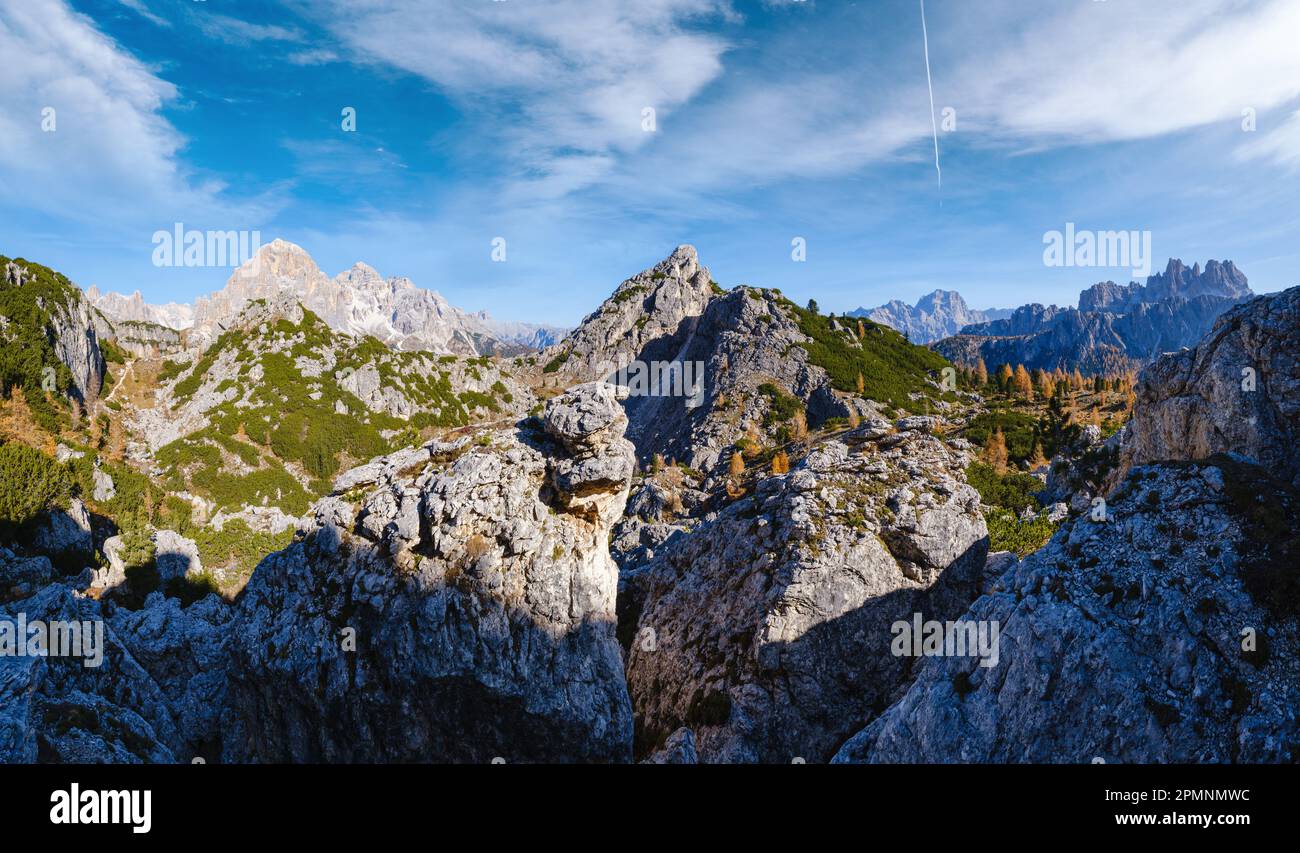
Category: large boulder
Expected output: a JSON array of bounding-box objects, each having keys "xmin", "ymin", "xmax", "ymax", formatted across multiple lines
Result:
[
  {"xmin": 1125, "ymin": 286, "xmax": 1300, "ymax": 486},
  {"xmin": 835, "ymin": 459, "xmax": 1299, "ymax": 763},
  {"xmin": 30, "ymin": 498, "xmax": 93, "ymax": 563},
  {"xmin": 624, "ymin": 423, "xmax": 988, "ymax": 763},
  {"xmin": 221, "ymin": 383, "xmax": 637, "ymax": 762}
]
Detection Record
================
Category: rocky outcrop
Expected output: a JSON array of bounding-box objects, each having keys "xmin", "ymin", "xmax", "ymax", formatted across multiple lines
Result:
[
  {"xmin": 1125, "ymin": 286, "xmax": 1300, "ymax": 487},
  {"xmin": 221, "ymin": 382, "xmax": 636, "ymax": 762},
  {"xmin": 849, "ymin": 290, "xmax": 1010, "ymax": 344},
  {"xmin": 547, "ymin": 245, "xmax": 716, "ymax": 381},
  {"xmin": 3, "ymin": 259, "xmax": 105, "ymax": 403},
  {"xmin": 30, "ymin": 498, "xmax": 93, "ymax": 562},
  {"xmin": 835, "ymin": 458, "xmax": 1299, "ymax": 763},
  {"xmin": 618, "ymin": 286, "xmax": 857, "ymax": 475},
  {"xmin": 1, "ymin": 582, "xmax": 229, "ymax": 763},
  {"xmin": 623, "ymin": 420, "xmax": 988, "ymax": 763}
]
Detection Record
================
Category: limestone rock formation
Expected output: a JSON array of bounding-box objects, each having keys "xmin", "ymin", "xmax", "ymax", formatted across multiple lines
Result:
[
  {"xmin": 624, "ymin": 420, "xmax": 988, "ymax": 763},
  {"xmin": 545, "ymin": 245, "xmax": 716, "ymax": 381},
  {"xmin": 221, "ymin": 382, "xmax": 637, "ymax": 762},
  {"xmin": 835, "ymin": 458, "xmax": 1299, "ymax": 763},
  {"xmin": 1125, "ymin": 286, "xmax": 1300, "ymax": 486}
]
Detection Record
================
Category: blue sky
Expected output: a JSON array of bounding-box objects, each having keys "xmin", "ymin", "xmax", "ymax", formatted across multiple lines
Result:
[{"xmin": 2, "ymin": 0, "xmax": 1298, "ymax": 325}]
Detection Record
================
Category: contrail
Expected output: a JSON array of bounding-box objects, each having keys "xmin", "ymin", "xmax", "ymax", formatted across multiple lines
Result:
[{"xmin": 920, "ymin": 0, "xmax": 941, "ymax": 192}]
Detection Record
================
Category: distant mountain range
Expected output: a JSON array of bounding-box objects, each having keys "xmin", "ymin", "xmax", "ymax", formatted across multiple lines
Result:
[
  {"xmin": 86, "ymin": 239, "xmax": 567, "ymax": 355},
  {"xmin": 932, "ymin": 259, "xmax": 1253, "ymax": 374},
  {"xmin": 847, "ymin": 290, "xmax": 1012, "ymax": 344}
]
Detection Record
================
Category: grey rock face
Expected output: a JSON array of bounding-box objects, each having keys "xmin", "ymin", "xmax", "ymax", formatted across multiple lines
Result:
[
  {"xmin": 1, "ymin": 584, "xmax": 228, "ymax": 763},
  {"xmin": 620, "ymin": 286, "xmax": 855, "ymax": 474},
  {"xmin": 30, "ymin": 498, "xmax": 93, "ymax": 561},
  {"xmin": 0, "ymin": 548, "xmax": 55, "ymax": 603},
  {"xmin": 547, "ymin": 245, "xmax": 716, "ymax": 381},
  {"xmin": 151, "ymin": 530, "xmax": 202, "ymax": 583},
  {"xmin": 624, "ymin": 426, "xmax": 987, "ymax": 763},
  {"xmin": 92, "ymin": 466, "xmax": 116, "ymax": 502},
  {"xmin": 1126, "ymin": 286, "xmax": 1300, "ymax": 486},
  {"xmin": 834, "ymin": 460, "xmax": 1299, "ymax": 764},
  {"xmin": 221, "ymin": 382, "xmax": 637, "ymax": 762},
  {"xmin": 641, "ymin": 727, "xmax": 698, "ymax": 764}
]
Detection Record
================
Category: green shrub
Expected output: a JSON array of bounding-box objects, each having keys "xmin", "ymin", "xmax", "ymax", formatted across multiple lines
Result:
[
  {"xmin": 758, "ymin": 382, "xmax": 803, "ymax": 426},
  {"xmin": 0, "ymin": 442, "xmax": 71, "ymax": 531},
  {"xmin": 788, "ymin": 304, "xmax": 951, "ymax": 414},
  {"xmin": 966, "ymin": 461, "xmax": 1058, "ymax": 556},
  {"xmin": 965, "ymin": 409, "xmax": 1039, "ymax": 461}
]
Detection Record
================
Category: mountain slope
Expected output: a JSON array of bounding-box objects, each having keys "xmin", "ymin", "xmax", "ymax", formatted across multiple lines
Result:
[{"xmin": 1, "ymin": 256, "xmax": 105, "ymax": 428}]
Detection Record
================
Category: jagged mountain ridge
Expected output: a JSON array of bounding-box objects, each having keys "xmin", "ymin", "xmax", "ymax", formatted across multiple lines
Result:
[
  {"xmin": 85, "ymin": 286, "xmax": 194, "ymax": 331},
  {"xmin": 849, "ymin": 290, "xmax": 1011, "ymax": 344},
  {"xmin": 89, "ymin": 239, "xmax": 566, "ymax": 357},
  {"xmin": 933, "ymin": 258, "xmax": 1254, "ymax": 373}
]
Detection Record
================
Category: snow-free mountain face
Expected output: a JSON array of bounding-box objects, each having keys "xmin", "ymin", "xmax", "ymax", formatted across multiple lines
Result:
[
  {"xmin": 85, "ymin": 286, "xmax": 194, "ymax": 331},
  {"xmin": 472, "ymin": 313, "xmax": 569, "ymax": 350},
  {"xmin": 935, "ymin": 258, "xmax": 1255, "ymax": 374},
  {"xmin": 87, "ymin": 239, "xmax": 549, "ymax": 356},
  {"xmin": 847, "ymin": 290, "xmax": 1011, "ymax": 344}
]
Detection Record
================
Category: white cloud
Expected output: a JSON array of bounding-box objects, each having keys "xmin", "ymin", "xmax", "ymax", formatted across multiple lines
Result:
[
  {"xmin": 0, "ymin": 0, "xmax": 276, "ymax": 232},
  {"xmin": 952, "ymin": 0, "xmax": 1300, "ymax": 145},
  {"xmin": 286, "ymin": 48, "xmax": 339, "ymax": 66},
  {"xmin": 298, "ymin": 0, "xmax": 732, "ymax": 195}
]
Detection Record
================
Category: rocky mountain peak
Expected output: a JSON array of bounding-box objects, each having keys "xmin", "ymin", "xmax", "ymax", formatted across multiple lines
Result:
[
  {"xmin": 547, "ymin": 245, "xmax": 717, "ymax": 379},
  {"xmin": 850, "ymin": 289, "xmax": 1010, "ymax": 344}
]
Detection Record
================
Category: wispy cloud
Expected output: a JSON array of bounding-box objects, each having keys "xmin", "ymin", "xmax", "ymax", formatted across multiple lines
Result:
[
  {"xmin": 0, "ymin": 0, "xmax": 277, "ymax": 230},
  {"xmin": 113, "ymin": 0, "xmax": 169, "ymax": 28},
  {"xmin": 296, "ymin": 0, "xmax": 732, "ymax": 196},
  {"xmin": 1236, "ymin": 109, "xmax": 1300, "ymax": 170},
  {"xmin": 194, "ymin": 12, "xmax": 303, "ymax": 46}
]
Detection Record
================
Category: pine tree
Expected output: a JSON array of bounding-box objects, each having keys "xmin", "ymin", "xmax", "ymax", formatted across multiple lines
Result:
[
  {"xmin": 855, "ymin": 372, "xmax": 865, "ymax": 395},
  {"xmin": 983, "ymin": 428, "xmax": 1009, "ymax": 474},
  {"xmin": 1013, "ymin": 364, "xmax": 1033, "ymax": 398},
  {"xmin": 771, "ymin": 451, "xmax": 790, "ymax": 474},
  {"xmin": 996, "ymin": 363, "xmax": 1014, "ymax": 394},
  {"xmin": 1029, "ymin": 438, "xmax": 1048, "ymax": 469},
  {"xmin": 974, "ymin": 358, "xmax": 989, "ymax": 385}
]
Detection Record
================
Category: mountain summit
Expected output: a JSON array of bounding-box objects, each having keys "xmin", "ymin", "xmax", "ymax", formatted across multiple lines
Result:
[
  {"xmin": 848, "ymin": 290, "xmax": 1011, "ymax": 344},
  {"xmin": 88, "ymin": 239, "xmax": 564, "ymax": 356}
]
